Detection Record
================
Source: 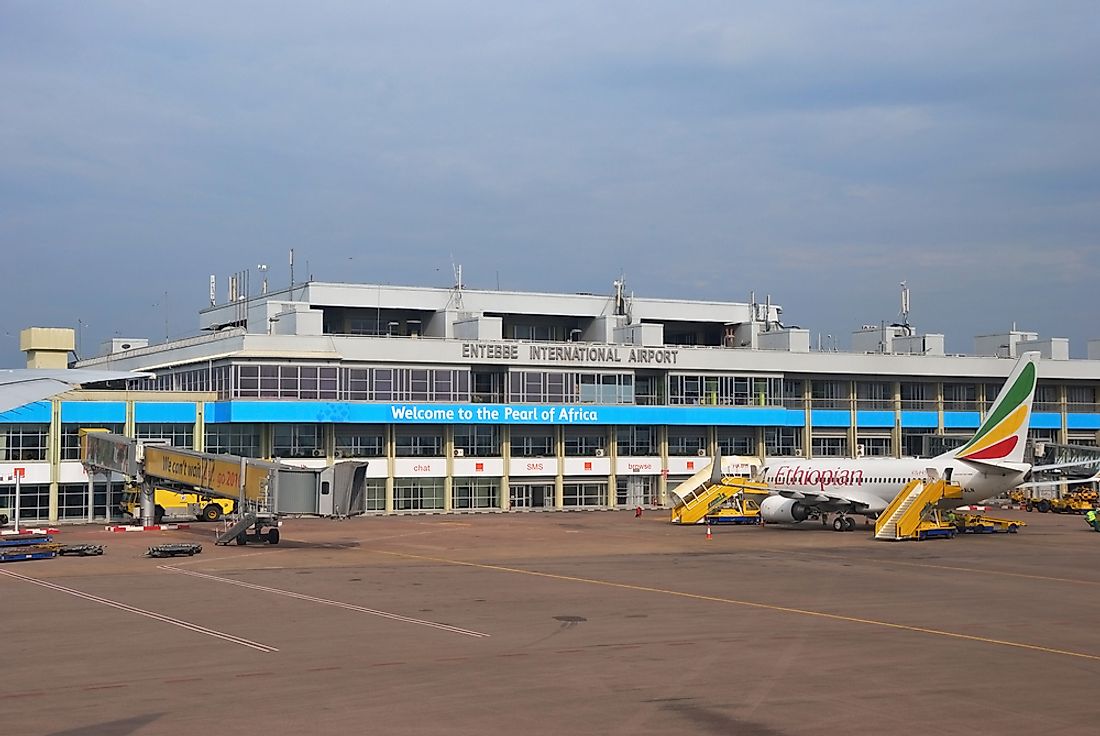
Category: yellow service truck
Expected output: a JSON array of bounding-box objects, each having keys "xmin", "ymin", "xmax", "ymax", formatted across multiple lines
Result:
[{"xmin": 120, "ymin": 487, "xmax": 235, "ymax": 524}]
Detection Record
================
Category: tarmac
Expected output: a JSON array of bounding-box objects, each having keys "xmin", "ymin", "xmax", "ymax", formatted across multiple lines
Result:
[{"xmin": 2, "ymin": 508, "xmax": 1099, "ymax": 736}]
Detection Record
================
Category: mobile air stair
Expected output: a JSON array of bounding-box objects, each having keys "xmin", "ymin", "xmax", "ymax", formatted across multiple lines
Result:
[
  {"xmin": 670, "ymin": 477, "xmax": 770, "ymax": 525},
  {"xmin": 874, "ymin": 478, "xmax": 963, "ymax": 541}
]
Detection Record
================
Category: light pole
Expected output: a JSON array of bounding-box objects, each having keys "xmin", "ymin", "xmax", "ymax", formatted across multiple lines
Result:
[{"xmin": 257, "ymin": 264, "xmax": 269, "ymax": 295}]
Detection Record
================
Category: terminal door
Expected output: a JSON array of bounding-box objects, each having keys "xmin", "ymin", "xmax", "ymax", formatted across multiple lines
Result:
[
  {"xmin": 510, "ymin": 482, "xmax": 554, "ymax": 509},
  {"xmin": 619, "ymin": 477, "xmax": 655, "ymax": 507}
]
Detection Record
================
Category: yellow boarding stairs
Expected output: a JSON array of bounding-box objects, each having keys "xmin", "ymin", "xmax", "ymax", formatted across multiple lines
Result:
[
  {"xmin": 874, "ymin": 478, "xmax": 964, "ymax": 541},
  {"xmin": 670, "ymin": 477, "xmax": 770, "ymax": 525}
]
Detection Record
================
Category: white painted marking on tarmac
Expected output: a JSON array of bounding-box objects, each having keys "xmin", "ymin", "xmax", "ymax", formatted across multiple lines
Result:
[
  {"xmin": 0, "ymin": 569, "xmax": 278, "ymax": 653},
  {"xmin": 160, "ymin": 566, "xmax": 490, "ymax": 639}
]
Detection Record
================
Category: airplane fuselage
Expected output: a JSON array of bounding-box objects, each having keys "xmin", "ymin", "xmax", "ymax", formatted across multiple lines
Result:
[{"xmin": 761, "ymin": 457, "xmax": 1028, "ymax": 515}]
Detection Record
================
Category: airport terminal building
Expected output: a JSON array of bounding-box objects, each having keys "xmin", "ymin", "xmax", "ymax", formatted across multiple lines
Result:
[{"xmin": 5, "ymin": 280, "xmax": 1100, "ymax": 523}]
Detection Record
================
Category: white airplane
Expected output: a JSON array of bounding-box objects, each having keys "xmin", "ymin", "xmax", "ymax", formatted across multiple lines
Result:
[
  {"xmin": 758, "ymin": 352, "xmax": 1040, "ymax": 531},
  {"xmin": 0, "ymin": 368, "xmax": 153, "ymax": 414}
]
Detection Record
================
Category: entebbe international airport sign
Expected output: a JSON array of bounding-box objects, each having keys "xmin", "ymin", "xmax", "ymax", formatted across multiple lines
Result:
[{"xmin": 462, "ymin": 343, "xmax": 680, "ymax": 365}]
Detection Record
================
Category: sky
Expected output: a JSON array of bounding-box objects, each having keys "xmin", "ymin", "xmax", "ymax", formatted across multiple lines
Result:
[{"xmin": 2, "ymin": 1, "xmax": 1098, "ymax": 364}]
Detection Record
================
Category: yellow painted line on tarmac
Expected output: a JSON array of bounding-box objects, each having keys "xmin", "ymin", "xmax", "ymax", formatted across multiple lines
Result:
[{"xmin": 370, "ymin": 549, "xmax": 1100, "ymax": 662}]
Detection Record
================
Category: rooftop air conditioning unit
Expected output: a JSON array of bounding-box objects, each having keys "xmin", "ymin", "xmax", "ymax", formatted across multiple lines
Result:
[
  {"xmin": 594, "ymin": 448, "xmax": 606, "ymax": 457},
  {"xmin": 454, "ymin": 448, "xmax": 465, "ymax": 457},
  {"xmin": 696, "ymin": 449, "xmax": 707, "ymax": 457},
  {"xmin": 312, "ymin": 449, "xmax": 325, "ymax": 457},
  {"xmin": 334, "ymin": 449, "xmax": 344, "ymax": 459},
  {"xmin": 856, "ymin": 444, "xmax": 866, "ymax": 457}
]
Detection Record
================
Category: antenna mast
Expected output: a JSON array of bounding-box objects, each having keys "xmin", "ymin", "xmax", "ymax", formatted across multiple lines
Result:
[{"xmin": 899, "ymin": 281, "xmax": 911, "ymax": 335}]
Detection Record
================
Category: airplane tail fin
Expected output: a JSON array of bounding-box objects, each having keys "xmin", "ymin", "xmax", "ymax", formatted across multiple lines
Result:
[{"xmin": 948, "ymin": 351, "xmax": 1038, "ymax": 465}]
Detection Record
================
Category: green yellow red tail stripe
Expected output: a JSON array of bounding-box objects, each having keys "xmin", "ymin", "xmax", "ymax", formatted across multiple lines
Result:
[{"xmin": 955, "ymin": 359, "xmax": 1036, "ymax": 462}]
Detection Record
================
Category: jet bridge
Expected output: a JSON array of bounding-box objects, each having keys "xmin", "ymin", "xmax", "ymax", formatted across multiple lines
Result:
[{"xmin": 81, "ymin": 433, "xmax": 368, "ymax": 543}]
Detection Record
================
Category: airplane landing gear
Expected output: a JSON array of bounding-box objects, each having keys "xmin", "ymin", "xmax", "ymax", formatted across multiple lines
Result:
[{"xmin": 832, "ymin": 515, "xmax": 856, "ymax": 532}]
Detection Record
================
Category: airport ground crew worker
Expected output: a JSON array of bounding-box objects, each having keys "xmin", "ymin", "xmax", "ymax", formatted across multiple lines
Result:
[{"xmin": 1086, "ymin": 508, "xmax": 1099, "ymax": 532}]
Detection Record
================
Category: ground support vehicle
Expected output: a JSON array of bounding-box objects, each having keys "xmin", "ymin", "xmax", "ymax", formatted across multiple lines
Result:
[
  {"xmin": 875, "ymin": 479, "xmax": 963, "ymax": 541},
  {"xmin": 0, "ymin": 533, "xmax": 60, "ymax": 562},
  {"xmin": 1010, "ymin": 488, "xmax": 1097, "ymax": 514},
  {"xmin": 954, "ymin": 513, "xmax": 1025, "ymax": 534},
  {"xmin": 146, "ymin": 543, "xmax": 202, "ymax": 558},
  {"xmin": 58, "ymin": 544, "xmax": 105, "ymax": 556},
  {"xmin": 216, "ymin": 512, "xmax": 281, "ymax": 546},
  {"xmin": 120, "ymin": 486, "xmax": 235, "ymax": 524},
  {"xmin": 913, "ymin": 510, "xmax": 958, "ymax": 540},
  {"xmin": 704, "ymin": 496, "xmax": 763, "ymax": 525}
]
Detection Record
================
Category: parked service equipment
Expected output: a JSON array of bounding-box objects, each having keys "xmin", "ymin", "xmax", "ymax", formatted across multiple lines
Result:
[
  {"xmin": 119, "ymin": 486, "xmax": 234, "ymax": 524},
  {"xmin": 146, "ymin": 543, "xmax": 202, "ymax": 558}
]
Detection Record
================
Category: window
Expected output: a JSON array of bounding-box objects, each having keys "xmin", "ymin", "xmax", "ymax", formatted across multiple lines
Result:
[
  {"xmin": 393, "ymin": 478, "xmax": 444, "ymax": 510},
  {"xmin": 453, "ymin": 425, "xmax": 500, "ymax": 457},
  {"xmin": 62, "ymin": 424, "xmax": 124, "ymax": 460},
  {"xmin": 272, "ymin": 424, "xmax": 323, "ymax": 459},
  {"xmin": 617, "ymin": 426, "xmax": 656, "ymax": 456},
  {"xmin": 563, "ymin": 428, "xmax": 606, "ymax": 456},
  {"xmin": 452, "ymin": 478, "xmax": 499, "ymax": 509},
  {"xmin": 1, "ymin": 484, "xmax": 49, "ymax": 521},
  {"xmin": 363, "ymin": 480, "xmax": 386, "ymax": 511},
  {"xmin": 855, "ymin": 382, "xmax": 892, "ymax": 410},
  {"xmin": 811, "ymin": 381, "xmax": 849, "ymax": 409},
  {"xmin": 394, "ymin": 427, "xmax": 444, "ymax": 457},
  {"xmin": 334, "ymin": 426, "xmax": 384, "ymax": 457},
  {"xmin": 204, "ymin": 424, "xmax": 261, "ymax": 457},
  {"xmin": 811, "ymin": 434, "xmax": 849, "ymax": 458},
  {"xmin": 901, "ymin": 429, "xmax": 936, "ymax": 457},
  {"xmin": 857, "ymin": 435, "xmax": 892, "ymax": 457},
  {"xmin": 668, "ymin": 427, "xmax": 707, "ymax": 456},
  {"xmin": 1067, "ymin": 386, "xmax": 1098, "ymax": 413},
  {"xmin": 135, "ymin": 423, "xmax": 194, "ymax": 449},
  {"xmin": 1034, "ymin": 384, "xmax": 1060, "ymax": 413},
  {"xmin": 512, "ymin": 426, "xmax": 554, "ymax": 457},
  {"xmin": 781, "ymin": 379, "xmax": 804, "ymax": 409},
  {"xmin": 717, "ymin": 428, "xmax": 755, "ymax": 456},
  {"xmin": 0, "ymin": 424, "xmax": 48, "ymax": 461},
  {"xmin": 900, "ymin": 383, "xmax": 934, "ymax": 411},
  {"xmin": 507, "ymin": 371, "xmax": 633, "ymax": 404},
  {"xmin": 562, "ymin": 481, "xmax": 607, "ymax": 507},
  {"xmin": 616, "ymin": 476, "xmax": 658, "ymax": 506},
  {"xmin": 764, "ymin": 428, "xmax": 802, "ymax": 457},
  {"xmin": 943, "ymin": 383, "xmax": 978, "ymax": 411},
  {"xmin": 668, "ymin": 374, "xmax": 782, "ymax": 406}
]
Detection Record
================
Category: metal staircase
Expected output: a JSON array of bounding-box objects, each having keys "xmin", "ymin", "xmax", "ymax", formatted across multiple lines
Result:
[
  {"xmin": 215, "ymin": 511, "xmax": 258, "ymax": 546},
  {"xmin": 670, "ymin": 477, "xmax": 770, "ymax": 525},
  {"xmin": 875, "ymin": 478, "xmax": 963, "ymax": 541},
  {"xmin": 216, "ymin": 476, "xmax": 277, "ymax": 546}
]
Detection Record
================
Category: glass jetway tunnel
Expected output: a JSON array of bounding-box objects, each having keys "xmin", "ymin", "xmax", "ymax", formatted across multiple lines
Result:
[{"xmin": 80, "ymin": 432, "xmax": 369, "ymax": 533}]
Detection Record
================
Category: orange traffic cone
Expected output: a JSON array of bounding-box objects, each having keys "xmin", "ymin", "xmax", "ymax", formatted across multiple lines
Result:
[{"xmin": 705, "ymin": 525, "xmax": 713, "ymax": 540}]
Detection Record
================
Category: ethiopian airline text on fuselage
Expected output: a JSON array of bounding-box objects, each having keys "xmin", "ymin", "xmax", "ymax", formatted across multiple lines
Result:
[{"xmin": 768, "ymin": 465, "xmax": 866, "ymax": 491}]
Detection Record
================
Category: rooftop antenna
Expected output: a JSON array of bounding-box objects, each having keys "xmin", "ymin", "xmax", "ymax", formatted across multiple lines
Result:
[
  {"xmin": 289, "ymin": 248, "xmax": 295, "ymax": 289},
  {"xmin": 448, "ymin": 258, "xmax": 465, "ymax": 312},
  {"xmin": 899, "ymin": 281, "xmax": 911, "ymax": 335},
  {"xmin": 612, "ymin": 274, "xmax": 627, "ymax": 316}
]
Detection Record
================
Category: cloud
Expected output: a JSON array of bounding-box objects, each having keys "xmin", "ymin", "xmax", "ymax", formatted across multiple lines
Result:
[{"xmin": 1, "ymin": 1, "xmax": 1098, "ymax": 362}]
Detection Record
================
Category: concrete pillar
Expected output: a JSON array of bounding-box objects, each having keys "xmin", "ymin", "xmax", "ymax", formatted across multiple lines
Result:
[
  {"xmin": 657, "ymin": 425, "xmax": 669, "ymax": 506},
  {"xmin": 500, "ymin": 426, "xmax": 511, "ymax": 511},
  {"xmin": 554, "ymin": 425, "xmax": 564, "ymax": 509},
  {"xmin": 444, "ymin": 426, "xmax": 454, "ymax": 512},
  {"xmin": 384, "ymin": 424, "xmax": 395, "ymax": 513}
]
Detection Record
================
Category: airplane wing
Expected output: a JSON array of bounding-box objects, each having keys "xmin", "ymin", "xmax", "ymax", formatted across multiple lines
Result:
[
  {"xmin": 774, "ymin": 487, "xmax": 876, "ymax": 512},
  {"xmin": 0, "ymin": 369, "xmax": 153, "ymax": 414}
]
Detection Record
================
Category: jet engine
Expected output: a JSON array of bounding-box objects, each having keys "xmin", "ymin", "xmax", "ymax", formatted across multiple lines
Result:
[{"xmin": 760, "ymin": 496, "xmax": 811, "ymax": 524}]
